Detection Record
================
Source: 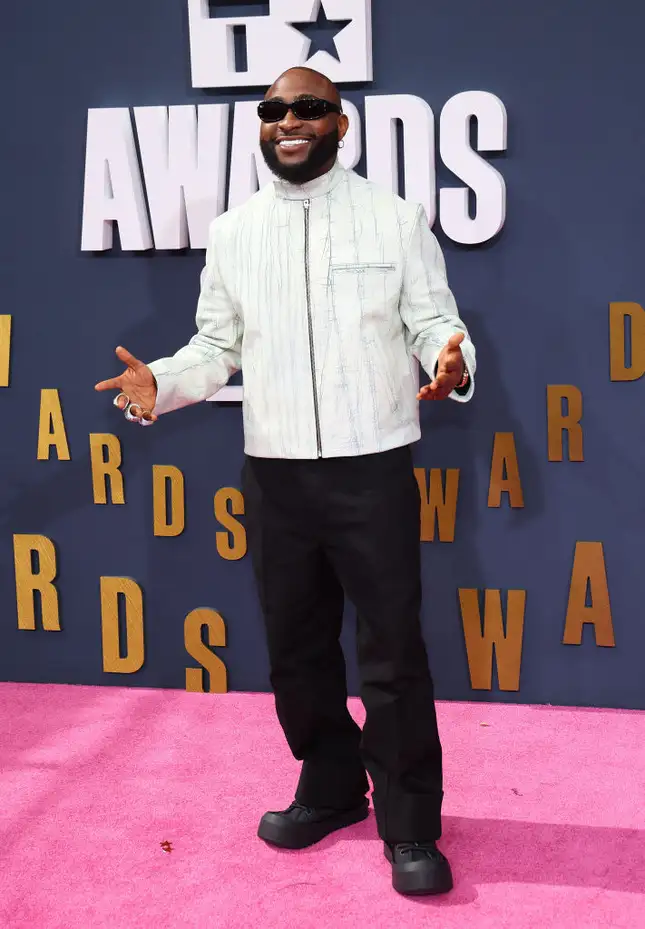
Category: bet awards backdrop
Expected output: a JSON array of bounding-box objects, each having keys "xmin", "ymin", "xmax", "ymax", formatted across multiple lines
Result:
[{"xmin": 1, "ymin": 0, "xmax": 644, "ymax": 708}]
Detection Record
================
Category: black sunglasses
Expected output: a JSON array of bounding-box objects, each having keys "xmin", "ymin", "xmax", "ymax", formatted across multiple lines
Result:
[{"xmin": 257, "ymin": 97, "xmax": 342, "ymax": 123}]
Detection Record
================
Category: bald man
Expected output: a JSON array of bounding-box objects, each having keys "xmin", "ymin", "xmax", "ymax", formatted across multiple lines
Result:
[{"xmin": 96, "ymin": 67, "xmax": 476, "ymax": 896}]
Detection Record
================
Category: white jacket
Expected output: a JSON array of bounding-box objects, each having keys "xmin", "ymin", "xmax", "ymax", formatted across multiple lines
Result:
[{"xmin": 148, "ymin": 159, "xmax": 476, "ymax": 459}]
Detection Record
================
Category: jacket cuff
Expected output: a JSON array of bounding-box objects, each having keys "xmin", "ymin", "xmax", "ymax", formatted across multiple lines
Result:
[{"xmin": 147, "ymin": 360, "xmax": 174, "ymax": 416}]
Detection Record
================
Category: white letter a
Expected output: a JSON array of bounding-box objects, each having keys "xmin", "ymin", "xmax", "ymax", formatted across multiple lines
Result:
[{"xmin": 81, "ymin": 108, "xmax": 152, "ymax": 251}]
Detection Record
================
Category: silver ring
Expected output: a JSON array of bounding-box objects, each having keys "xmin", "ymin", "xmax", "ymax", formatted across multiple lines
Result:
[
  {"xmin": 114, "ymin": 393, "xmax": 129, "ymax": 409},
  {"xmin": 139, "ymin": 416, "xmax": 154, "ymax": 427},
  {"xmin": 124, "ymin": 405, "xmax": 141, "ymax": 423}
]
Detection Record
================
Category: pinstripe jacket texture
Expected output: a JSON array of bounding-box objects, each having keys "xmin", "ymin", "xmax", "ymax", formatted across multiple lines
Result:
[{"xmin": 148, "ymin": 159, "xmax": 476, "ymax": 460}]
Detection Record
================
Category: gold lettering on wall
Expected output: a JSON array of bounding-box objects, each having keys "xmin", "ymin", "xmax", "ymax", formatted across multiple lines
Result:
[
  {"xmin": 609, "ymin": 302, "xmax": 645, "ymax": 381},
  {"xmin": 563, "ymin": 542, "xmax": 615, "ymax": 647},
  {"xmin": 414, "ymin": 468, "xmax": 460, "ymax": 542},
  {"xmin": 0, "ymin": 315, "xmax": 12, "ymax": 387},
  {"xmin": 13, "ymin": 534, "xmax": 60, "ymax": 631},
  {"xmin": 214, "ymin": 488, "xmax": 246, "ymax": 560},
  {"xmin": 100, "ymin": 577, "xmax": 145, "ymax": 673},
  {"xmin": 89, "ymin": 434, "xmax": 125, "ymax": 505},
  {"xmin": 184, "ymin": 608, "xmax": 227, "ymax": 693},
  {"xmin": 458, "ymin": 588, "xmax": 526, "ymax": 691},
  {"xmin": 153, "ymin": 465, "xmax": 185, "ymax": 537},
  {"xmin": 37, "ymin": 389, "xmax": 70, "ymax": 460},
  {"xmin": 547, "ymin": 385, "xmax": 584, "ymax": 462},
  {"xmin": 488, "ymin": 432, "xmax": 524, "ymax": 508}
]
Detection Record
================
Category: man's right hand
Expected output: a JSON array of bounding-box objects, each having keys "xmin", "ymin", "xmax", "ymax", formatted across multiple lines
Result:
[{"xmin": 95, "ymin": 346, "xmax": 158, "ymax": 422}]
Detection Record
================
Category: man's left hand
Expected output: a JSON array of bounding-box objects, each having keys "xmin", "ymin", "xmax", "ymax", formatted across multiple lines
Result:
[{"xmin": 417, "ymin": 332, "xmax": 465, "ymax": 401}]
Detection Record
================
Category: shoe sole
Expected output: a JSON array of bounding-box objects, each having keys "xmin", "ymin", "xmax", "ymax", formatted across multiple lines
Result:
[
  {"xmin": 258, "ymin": 802, "xmax": 369, "ymax": 850},
  {"xmin": 384, "ymin": 845, "xmax": 454, "ymax": 896}
]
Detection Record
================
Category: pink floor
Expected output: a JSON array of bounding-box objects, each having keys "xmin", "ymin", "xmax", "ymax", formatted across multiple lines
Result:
[{"xmin": 0, "ymin": 686, "xmax": 644, "ymax": 929}]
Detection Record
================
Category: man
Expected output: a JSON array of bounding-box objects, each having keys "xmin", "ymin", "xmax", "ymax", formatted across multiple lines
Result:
[{"xmin": 95, "ymin": 67, "xmax": 475, "ymax": 897}]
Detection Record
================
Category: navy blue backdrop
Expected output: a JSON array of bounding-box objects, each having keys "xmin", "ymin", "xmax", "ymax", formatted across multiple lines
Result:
[{"xmin": 1, "ymin": 0, "xmax": 645, "ymax": 708}]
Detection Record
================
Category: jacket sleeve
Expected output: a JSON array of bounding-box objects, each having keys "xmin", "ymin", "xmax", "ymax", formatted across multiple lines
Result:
[
  {"xmin": 147, "ymin": 222, "xmax": 242, "ymax": 415},
  {"xmin": 399, "ymin": 205, "xmax": 476, "ymax": 402}
]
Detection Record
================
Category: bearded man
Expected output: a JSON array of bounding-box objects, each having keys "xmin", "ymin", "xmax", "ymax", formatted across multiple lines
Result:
[{"xmin": 96, "ymin": 66, "xmax": 476, "ymax": 897}]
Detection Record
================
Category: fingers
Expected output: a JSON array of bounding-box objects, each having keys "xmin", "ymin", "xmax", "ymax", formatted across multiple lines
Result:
[
  {"xmin": 432, "ymin": 372, "xmax": 453, "ymax": 390},
  {"xmin": 434, "ymin": 333, "xmax": 465, "ymax": 385},
  {"xmin": 129, "ymin": 404, "xmax": 157, "ymax": 423},
  {"xmin": 95, "ymin": 351, "xmax": 158, "ymax": 425},
  {"xmin": 123, "ymin": 401, "xmax": 155, "ymax": 423},
  {"xmin": 95, "ymin": 376, "xmax": 123, "ymax": 393},
  {"xmin": 417, "ymin": 373, "xmax": 454, "ymax": 401},
  {"xmin": 115, "ymin": 345, "xmax": 143, "ymax": 369},
  {"xmin": 417, "ymin": 382, "xmax": 439, "ymax": 400},
  {"xmin": 418, "ymin": 384, "xmax": 453, "ymax": 401},
  {"xmin": 440, "ymin": 340, "xmax": 464, "ymax": 368},
  {"xmin": 438, "ymin": 355, "xmax": 463, "ymax": 374},
  {"xmin": 94, "ymin": 345, "xmax": 145, "ymax": 394}
]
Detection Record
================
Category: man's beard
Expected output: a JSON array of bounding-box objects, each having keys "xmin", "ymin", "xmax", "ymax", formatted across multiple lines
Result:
[{"xmin": 260, "ymin": 128, "xmax": 339, "ymax": 184}]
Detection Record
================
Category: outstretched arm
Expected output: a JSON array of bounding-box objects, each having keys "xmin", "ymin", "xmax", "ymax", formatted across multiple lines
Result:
[{"xmin": 147, "ymin": 222, "xmax": 243, "ymax": 415}]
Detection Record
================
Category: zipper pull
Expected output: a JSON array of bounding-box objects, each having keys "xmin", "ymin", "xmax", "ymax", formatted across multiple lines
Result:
[{"xmin": 304, "ymin": 199, "xmax": 310, "ymax": 211}]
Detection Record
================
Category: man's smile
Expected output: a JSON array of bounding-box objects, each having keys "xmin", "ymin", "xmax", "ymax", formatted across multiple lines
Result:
[{"xmin": 275, "ymin": 138, "xmax": 314, "ymax": 154}]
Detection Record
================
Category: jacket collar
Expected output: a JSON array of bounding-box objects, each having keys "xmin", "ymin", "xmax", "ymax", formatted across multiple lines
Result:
[{"xmin": 273, "ymin": 159, "xmax": 346, "ymax": 201}]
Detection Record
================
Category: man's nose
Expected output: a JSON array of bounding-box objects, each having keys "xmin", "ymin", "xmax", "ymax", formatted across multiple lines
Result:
[{"xmin": 278, "ymin": 109, "xmax": 303, "ymax": 132}]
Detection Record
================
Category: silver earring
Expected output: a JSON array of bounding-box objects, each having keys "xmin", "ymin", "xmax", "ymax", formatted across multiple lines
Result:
[{"xmin": 338, "ymin": 139, "xmax": 345, "ymax": 149}]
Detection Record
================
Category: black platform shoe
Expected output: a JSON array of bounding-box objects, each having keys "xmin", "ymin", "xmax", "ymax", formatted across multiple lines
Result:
[
  {"xmin": 385, "ymin": 841, "xmax": 454, "ymax": 896},
  {"xmin": 258, "ymin": 799, "xmax": 369, "ymax": 850}
]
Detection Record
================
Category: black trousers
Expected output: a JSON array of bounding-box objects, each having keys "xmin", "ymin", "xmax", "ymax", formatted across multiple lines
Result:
[{"xmin": 242, "ymin": 444, "xmax": 443, "ymax": 843}]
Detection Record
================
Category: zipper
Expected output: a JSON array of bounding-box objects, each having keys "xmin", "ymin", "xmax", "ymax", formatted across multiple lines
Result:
[{"xmin": 303, "ymin": 199, "xmax": 323, "ymax": 458}]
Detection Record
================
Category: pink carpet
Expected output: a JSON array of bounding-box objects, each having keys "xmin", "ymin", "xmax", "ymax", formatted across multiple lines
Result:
[{"xmin": 0, "ymin": 685, "xmax": 643, "ymax": 928}]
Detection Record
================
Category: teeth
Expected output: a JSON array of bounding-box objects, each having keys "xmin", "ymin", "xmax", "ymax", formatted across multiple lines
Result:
[{"xmin": 278, "ymin": 139, "xmax": 310, "ymax": 147}]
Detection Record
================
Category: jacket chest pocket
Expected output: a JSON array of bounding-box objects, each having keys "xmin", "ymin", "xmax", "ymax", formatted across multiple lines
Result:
[{"xmin": 328, "ymin": 262, "xmax": 400, "ymax": 321}]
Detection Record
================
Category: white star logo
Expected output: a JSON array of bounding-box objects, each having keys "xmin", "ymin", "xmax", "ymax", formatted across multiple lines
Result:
[{"xmin": 187, "ymin": 0, "xmax": 373, "ymax": 89}]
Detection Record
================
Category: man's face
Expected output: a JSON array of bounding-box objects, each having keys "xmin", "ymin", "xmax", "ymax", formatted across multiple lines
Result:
[{"xmin": 259, "ymin": 72, "xmax": 348, "ymax": 184}]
